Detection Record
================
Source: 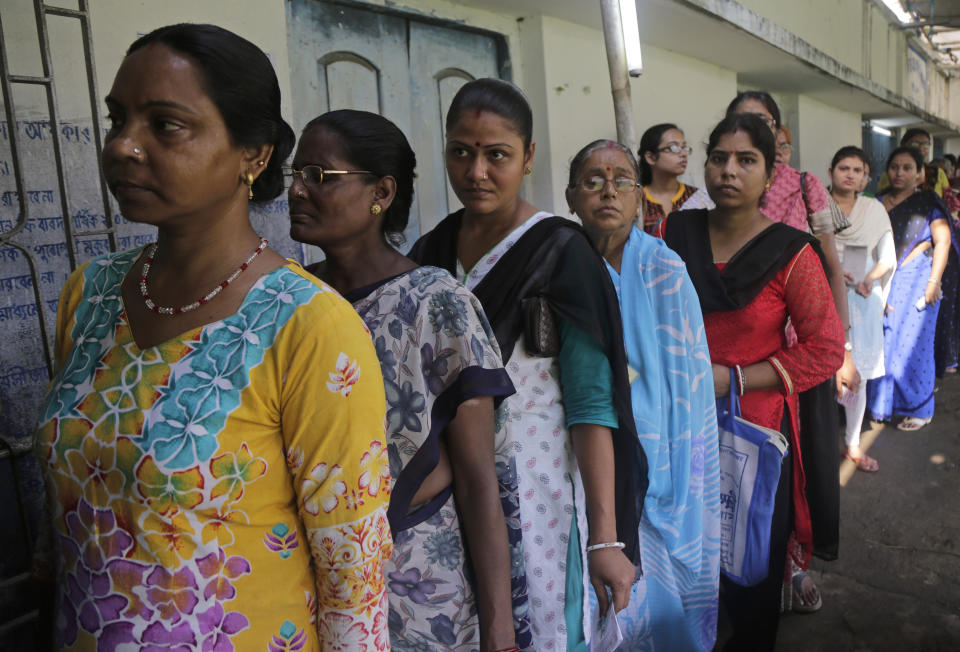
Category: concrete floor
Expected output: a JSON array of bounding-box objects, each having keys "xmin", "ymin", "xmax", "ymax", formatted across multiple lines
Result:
[{"xmin": 771, "ymin": 374, "xmax": 960, "ymax": 651}]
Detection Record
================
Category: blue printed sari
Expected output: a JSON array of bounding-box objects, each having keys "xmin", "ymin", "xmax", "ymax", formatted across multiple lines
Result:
[
  {"xmin": 868, "ymin": 190, "xmax": 952, "ymax": 419},
  {"xmin": 590, "ymin": 227, "xmax": 721, "ymax": 651}
]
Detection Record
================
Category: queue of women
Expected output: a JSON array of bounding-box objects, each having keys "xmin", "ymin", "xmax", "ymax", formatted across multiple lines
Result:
[{"xmin": 33, "ymin": 23, "xmax": 958, "ymax": 652}]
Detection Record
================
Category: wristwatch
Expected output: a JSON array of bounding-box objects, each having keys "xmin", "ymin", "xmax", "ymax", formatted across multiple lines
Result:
[{"xmin": 843, "ymin": 341, "xmax": 853, "ymax": 352}]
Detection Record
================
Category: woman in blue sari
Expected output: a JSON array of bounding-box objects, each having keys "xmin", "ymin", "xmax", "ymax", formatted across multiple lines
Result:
[
  {"xmin": 868, "ymin": 146, "xmax": 954, "ymax": 430},
  {"xmin": 566, "ymin": 140, "xmax": 721, "ymax": 651}
]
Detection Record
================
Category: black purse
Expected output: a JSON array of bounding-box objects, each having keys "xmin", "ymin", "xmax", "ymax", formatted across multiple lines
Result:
[{"xmin": 521, "ymin": 296, "xmax": 560, "ymax": 357}]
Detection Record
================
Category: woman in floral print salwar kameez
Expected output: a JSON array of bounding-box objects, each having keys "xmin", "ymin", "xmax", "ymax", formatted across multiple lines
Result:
[
  {"xmin": 409, "ymin": 79, "xmax": 647, "ymax": 652},
  {"xmin": 289, "ymin": 110, "xmax": 530, "ymax": 652},
  {"xmin": 35, "ymin": 25, "xmax": 392, "ymax": 651}
]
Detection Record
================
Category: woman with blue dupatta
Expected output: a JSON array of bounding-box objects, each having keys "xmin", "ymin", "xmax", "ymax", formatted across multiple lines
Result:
[
  {"xmin": 869, "ymin": 146, "xmax": 955, "ymax": 431},
  {"xmin": 566, "ymin": 139, "xmax": 721, "ymax": 651}
]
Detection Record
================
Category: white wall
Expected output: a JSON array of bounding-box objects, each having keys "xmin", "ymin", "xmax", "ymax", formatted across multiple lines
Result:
[
  {"xmin": 88, "ymin": 0, "xmax": 291, "ymax": 118},
  {"xmin": 796, "ymin": 95, "xmax": 863, "ymax": 184},
  {"xmin": 533, "ymin": 15, "xmax": 618, "ymax": 214},
  {"xmin": 737, "ymin": 0, "xmax": 866, "ymax": 73}
]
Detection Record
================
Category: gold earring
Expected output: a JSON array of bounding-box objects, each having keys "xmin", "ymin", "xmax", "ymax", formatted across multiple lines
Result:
[
  {"xmin": 245, "ymin": 172, "xmax": 255, "ymax": 199},
  {"xmin": 764, "ymin": 182, "xmax": 771, "ymax": 190},
  {"xmin": 370, "ymin": 203, "xmax": 382, "ymax": 215},
  {"xmin": 257, "ymin": 161, "xmax": 264, "ymax": 166},
  {"xmin": 525, "ymin": 167, "xmax": 533, "ymax": 175}
]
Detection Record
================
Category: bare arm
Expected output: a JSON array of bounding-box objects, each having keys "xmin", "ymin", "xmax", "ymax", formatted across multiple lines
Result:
[
  {"xmin": 446, "ymin": 396, "xmax": 516, "ymax": 651},
  {"xmin": 817, "ymin": 231, "xmax": 860, "ymax": 394},
  {"xmin": 712, "ymin": 361, "xmax": 782, "ymax": 396},
  {"xmin": 856, "ymin": 261, "xmax": 892, "ymax": 297},
  {"xmin": 926, "ymin": 219, "xmax": 952, "ymax": 304},
  {"xmin": 570, "ymin": 423, "xmax": 635, "ymax": 615}
]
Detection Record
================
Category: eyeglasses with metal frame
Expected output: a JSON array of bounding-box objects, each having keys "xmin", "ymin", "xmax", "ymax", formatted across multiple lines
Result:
[
  {"xmin": 284, "ymin": 165, "xmax": 374, "ymax": 188},
  {"xmin": 579, "ymin": 175, "xmax": 639, "ymax": 193}
]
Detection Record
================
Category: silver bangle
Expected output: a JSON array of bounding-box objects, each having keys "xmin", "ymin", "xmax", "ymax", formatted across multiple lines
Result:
[
  {"xmin": 586, "ymin": 541, "xmax": 626, "ymax": 553},
  {"xmin": 734, "ymin": 364, "xmax": 746, "ymax": 396}
]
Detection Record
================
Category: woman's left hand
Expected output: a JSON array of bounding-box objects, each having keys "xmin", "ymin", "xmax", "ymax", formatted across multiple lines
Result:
[
  {"xmin": 712, "ymin": 364, "xmax": 731, "ymax": 397},
  {"xmin": 925, "ymin": 280, "xmax": 943, "ymax": 305}
]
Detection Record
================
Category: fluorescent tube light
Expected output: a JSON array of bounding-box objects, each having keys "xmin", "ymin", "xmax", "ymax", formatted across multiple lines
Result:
[
  {"xmin": 880, "ymin": 0, "xmax": 913, "ymax": 23},
  {"xmin": 618, "ymin": 0, "xmax": 643, "ymax": 76},
  {"xmin": 872, "ymin": 124, "xmax": 893, "ymax": 137}
]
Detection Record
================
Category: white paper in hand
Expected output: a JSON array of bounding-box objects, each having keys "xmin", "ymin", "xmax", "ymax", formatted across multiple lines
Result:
[{"xmin": 590, "ymin": 599, "xmax": 623, "ymax": 652}]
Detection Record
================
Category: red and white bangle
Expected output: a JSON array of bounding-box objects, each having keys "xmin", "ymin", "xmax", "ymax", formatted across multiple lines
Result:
[{"xmin": 586, "ymin": 541, "xmax": 626, "ymax": 553}]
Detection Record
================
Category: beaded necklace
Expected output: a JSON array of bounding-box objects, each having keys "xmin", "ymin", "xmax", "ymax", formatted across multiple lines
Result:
[{"xmin": 139, "ymin": 237, "xmax": 268, "ymax": 315}]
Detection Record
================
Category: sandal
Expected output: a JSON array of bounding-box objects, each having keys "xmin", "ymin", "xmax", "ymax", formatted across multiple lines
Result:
[
  {"xmin": 896, "ymin": 417, "xmax": 931, "ymax": 431},
  {"xmin": 843, "ymin": 451, "xmax": 879, "ymax": 472},
  {"xmin": 791, "ymin": 570, "xmax": 822, "ymax": 614}
]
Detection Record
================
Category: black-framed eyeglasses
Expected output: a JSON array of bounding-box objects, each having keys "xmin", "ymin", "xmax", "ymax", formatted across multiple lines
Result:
[
  {"xmin": 283, "ymin": 165, "xmax": 374, "ymax": 188},
  {"xmin": 579, "ymin": 176, "xmax": 639, "ymax": 193},
  {"xmin": 658, "ymin": 144, "xmax": 693, "ymax": 155},
  {"xmin": 908, "ymin": 140, "xmax": 932, "ymax": 150}
]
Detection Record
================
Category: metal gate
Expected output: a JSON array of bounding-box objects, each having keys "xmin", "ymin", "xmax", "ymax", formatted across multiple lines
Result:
[{"xmin": 0, "ymin": 1, "xmax": 119, "ymax": 646}]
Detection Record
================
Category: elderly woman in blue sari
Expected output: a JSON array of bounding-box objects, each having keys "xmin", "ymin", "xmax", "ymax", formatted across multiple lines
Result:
[
  {"xmin": 288, "ymin": 109, "xmax": 531, "ymax": 651},
  {"xmin": 868, "ymin": 146, "xmax": 954, "ymax": 431},
  {"xmin": 566, "ymin": 140, "xmax": 721, "ymax": 651}
]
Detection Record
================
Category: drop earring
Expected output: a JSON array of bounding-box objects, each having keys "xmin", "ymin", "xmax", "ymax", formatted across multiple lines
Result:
[{"xmin": 245, "ymin": 172, "xmax": 255, "ymax": 200}]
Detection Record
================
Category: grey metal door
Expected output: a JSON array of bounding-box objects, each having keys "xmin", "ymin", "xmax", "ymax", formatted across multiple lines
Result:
[{"xmin": 285, "ymin": 1, "xmax": 502, "ymax": 254}]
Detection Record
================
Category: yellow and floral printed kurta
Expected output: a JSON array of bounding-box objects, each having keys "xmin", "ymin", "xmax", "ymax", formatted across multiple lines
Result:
[{"xmin": 35, "ymin": 249, "xmax": 392, "ymax": 651}]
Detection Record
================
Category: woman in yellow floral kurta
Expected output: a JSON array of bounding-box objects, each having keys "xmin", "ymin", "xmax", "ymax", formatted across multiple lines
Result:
[{"xmin": 35, "ymin": 24, "xmax": 392, "ymax": 651}]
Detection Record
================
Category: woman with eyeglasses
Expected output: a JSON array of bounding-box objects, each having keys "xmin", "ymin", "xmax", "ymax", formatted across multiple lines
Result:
[
  {"xmin": 657, "ymin": 113, "xmax": 843, "ymax": 650},
  {"xmin": 637, "ymin": 123, "xmax": 711, "ymax": 233},
  {"xmin": 868, "ymin": 146, "xmax": 955, "ymax": 431},
  {"xmin": 775, "ymin": 126, "xmax": 793, "ymax": 166},
  {"xmin": 567, "ymin": 140, "xmax": 721, "ymax": 651},
  {"xmin": 35, "ymin": 25, "xmax": 393, "ymax": 650},
  {"xmin": 288, "ymin": 109, "xmax": 531, "ymax": 651},
  {"xmin": 409, "ymin": 78, "xmax": 647, "ymax": 652}
]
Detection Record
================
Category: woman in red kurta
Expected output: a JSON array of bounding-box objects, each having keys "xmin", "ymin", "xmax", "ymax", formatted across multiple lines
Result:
[{"xmin": 658, "ymin": 113, "xmax": 843, "ymax": 651}]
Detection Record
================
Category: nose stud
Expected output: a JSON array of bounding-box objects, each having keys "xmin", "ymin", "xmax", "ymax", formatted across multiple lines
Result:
[
  {"xmin": 133, "ymin": 147, "xmax": 142, "ymax": 156},
  {"xmin": 296, "ymin": 189, "xmax": 306, "ymax": 199}
]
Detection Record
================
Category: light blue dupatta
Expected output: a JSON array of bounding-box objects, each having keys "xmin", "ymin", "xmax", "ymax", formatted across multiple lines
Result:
[{"xmin": 591, "ymin": 227, "xmax": 721, "ymax": 651}]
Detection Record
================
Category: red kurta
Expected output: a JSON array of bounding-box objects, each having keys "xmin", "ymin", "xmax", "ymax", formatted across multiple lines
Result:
[{"xmin": 708, "ymin": 245, "xmax": 844, "ymax": 564}]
